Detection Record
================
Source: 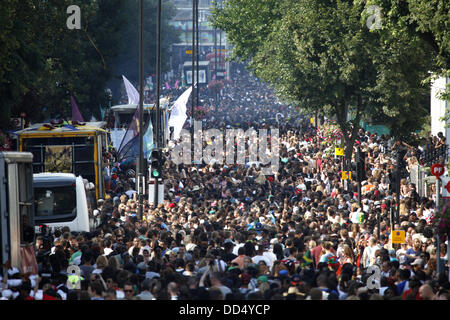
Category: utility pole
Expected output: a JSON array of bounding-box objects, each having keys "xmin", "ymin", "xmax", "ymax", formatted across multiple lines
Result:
[
  {"xmin": 196, "ymin": 0, "xmax": 199, "ymax": 107},
  {"xmin": 395, "ymin": 150, "xmax": 401, "ymax": 225},
  {"xmin": 138, "ymin": 0, "xmax": 145, "ymax": 220},
  {"xmin": 153, "ymin": 0, "xmax": 162, "ymax": 208},
  {"xmin": 214, "ymin": 27, "xmax": 218, "ymax": 104},
  {"xmin": 357, "ymin": 146, "xmax": 362, "ymax": 207},
  {"xmin": 191, "ymin": 0, "xmax": 196, "ymax": 130},
  {"xmin": 436, "ymin": 177, "xmax": 441, "ymax": 275}
]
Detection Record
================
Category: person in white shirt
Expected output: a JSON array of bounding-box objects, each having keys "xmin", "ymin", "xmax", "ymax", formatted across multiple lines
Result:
[{"xmin": 252, "ymin": 245, "xmax": 271, "ymax": 267}]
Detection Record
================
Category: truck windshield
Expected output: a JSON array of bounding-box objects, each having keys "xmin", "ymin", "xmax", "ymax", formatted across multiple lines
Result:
[{"xmin": 34, "ymin": 185, "xmax": 76, "ymax": 222}]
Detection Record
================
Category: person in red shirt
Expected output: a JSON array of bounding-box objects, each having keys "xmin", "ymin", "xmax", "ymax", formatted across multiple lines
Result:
[
  {"xmin": 401, "ymin": 277, "xmax": 423, "ymax": 300},
  {"xmin": 311, "ymin": 240, "xmax": 323, "ymax": 267}
]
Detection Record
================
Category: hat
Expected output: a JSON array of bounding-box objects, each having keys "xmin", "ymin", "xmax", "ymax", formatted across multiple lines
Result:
[
  {"xmin": 283, "ymin": 286, "xmax": 305, "ymax": 297},
  {"xmin": 327, "ymin": 255, "xmax": 340, "ymax": 268},
  {"xmin": 257, "ymin": 275, "xmax": 268, "ymax": 283},
  {"xmin": 291, "ymin": 274, "xmax": 301, "ymax": 285},
  {"xmin": 278, "ymin": 269, "xmax": 289, "ymax": 277},
  {"xmin": 411, "ymin": 258, "xmax": 425, "ymax": 266}
]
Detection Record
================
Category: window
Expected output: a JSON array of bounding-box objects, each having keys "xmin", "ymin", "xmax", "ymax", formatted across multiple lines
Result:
[{"xmin": 34, "ymin": 185, "xmax": 77, "ymax": 223}]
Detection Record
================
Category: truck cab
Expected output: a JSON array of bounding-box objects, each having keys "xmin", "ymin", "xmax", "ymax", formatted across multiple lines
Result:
[
  {"xmin": 0, "ymin": 152, "xmax": 36, "ymax": 275},
  {"xmin": 33, "ymin": 173, "xmax": 90, "ymax": 233}
]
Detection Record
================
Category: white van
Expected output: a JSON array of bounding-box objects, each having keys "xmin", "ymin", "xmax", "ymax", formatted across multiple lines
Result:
[{"xmin": 33, "ymin": 173, "xmax": 90, "ymax": 233}]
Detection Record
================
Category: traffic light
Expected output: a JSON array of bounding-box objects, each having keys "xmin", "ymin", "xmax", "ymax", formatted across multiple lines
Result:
[
  {"xmin": 356, "ymin": 150, "xmax": 366, "ymax": 182},
  {"xmin": 150, "ymin": 149, "xmax": 163, "ymax": 179}
]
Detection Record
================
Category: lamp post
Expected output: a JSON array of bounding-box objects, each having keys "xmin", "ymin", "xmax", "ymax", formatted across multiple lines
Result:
[
  {"xmin": 138, "ymin": 0, "xmax": 145, "ymax": 220},
  {"xmin": 191, "ymin": 0, "xmax": 196, "ymax": 130},
  {"xmin": 196, "ymin": 0, "xmax": 199, "ymax": 107},
  {"xmin": 153, "ymin": 0, "xmax": 162, "ymax": 207}
]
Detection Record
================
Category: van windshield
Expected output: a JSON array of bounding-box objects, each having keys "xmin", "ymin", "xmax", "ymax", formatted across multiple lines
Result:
[{"xmin": 34, "ymin": 185, "xmax": 76, "ymax": 221}]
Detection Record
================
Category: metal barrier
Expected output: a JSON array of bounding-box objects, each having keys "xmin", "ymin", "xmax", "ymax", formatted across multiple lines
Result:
[{"xmin": 419, "ymin": 145, "xmax": 449, "ymax": 167}]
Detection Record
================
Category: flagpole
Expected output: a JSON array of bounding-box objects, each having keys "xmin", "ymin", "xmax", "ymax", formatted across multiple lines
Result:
[
  {"xmin": 138, "ymin": 0, "xmax": 145, "ymax": 220},
  {"xmin": 191, "ymin": 0, "xmax": 196, "ymax": 130},
  {"xmin": 154, "ymin": 0, "xmax": 162, "ymax": 207},
  {"xmin": 196, "ymin": 0, "xmax": 199, "ymax": 108}
]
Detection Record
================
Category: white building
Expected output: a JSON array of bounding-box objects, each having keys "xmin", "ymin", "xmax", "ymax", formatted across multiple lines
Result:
[{"xmin": 431, "ymin": 76, "xmax": 450, "ymax": 139}]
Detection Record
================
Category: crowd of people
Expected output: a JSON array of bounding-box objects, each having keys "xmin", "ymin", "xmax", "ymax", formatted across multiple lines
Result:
[{"xmin": 1, "ymin": 68, "xmax": 449, "ymax": 301}]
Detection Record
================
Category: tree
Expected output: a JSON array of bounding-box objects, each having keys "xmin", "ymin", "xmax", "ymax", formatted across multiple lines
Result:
[
  {"xmin": 366, "ymin": 0, "xmax": 449, "ymax": 99},
  {"xmin": 0, "ymin": 0, "xmax": 180, "ymax": 130},
  {"xmin": 107, "ymin": 0, "xmax": 181, "ymax": 102},
  {"xmin": 212, "ymin": 0, "xmax": 436, "ymax": 161}
]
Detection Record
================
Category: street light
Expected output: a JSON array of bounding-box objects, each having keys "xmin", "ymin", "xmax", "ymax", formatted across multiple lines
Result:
[
  {"xmin": 138, "ymin": 0, "xmax": 145, "ymax": 220},
  {"xmin": 153, "ymin": 0, "xmax": 162, "ymax": 208}
]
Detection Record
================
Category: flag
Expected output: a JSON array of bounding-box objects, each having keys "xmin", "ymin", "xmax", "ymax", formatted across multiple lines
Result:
[
  {"xmin": 117, "ymin": 76, "xmax": 141, "ymax": 160},
  {"xmin": 122, "ymin": 75, "xmax": 140, "ymax": 105},
  {"xmin": 168, "ymin": 86, "xmax": 192, "ymax": 140},
  {"xmin": 99, "ymin": 104, "xmax": 105, "ymax": 121},
  {"xmin": 174, "ymin": 80, "xmax": 179, "ymax": 89},
  {"xmin": 71, "ymin": 96, "xmax": 84, "ymax": 122},
  {"xmin": 165, "ymin": 81, "xmax": 171, "ymax": 90},
  {"xmin": 116, "ymin": 105, "xmax": 139, "ymax": 161},
  {"xmin": 117, "ymin": 76, "xmax": 155, "ymax": 162},
  {"xmin": 143, "ymin": 119, "xmax": 154, "ymax": 160},
  {"xmin": 300, "ymin": 250, "xmax": 313, "ymax": 268}
]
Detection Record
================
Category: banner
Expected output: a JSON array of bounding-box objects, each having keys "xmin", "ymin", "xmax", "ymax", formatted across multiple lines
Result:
[
  {"xmin": 45, "ymin": 146, "xmax": 72, "ymax": 173},
  {"xmin": 122, "ymin": 75, "xmax": 140, "ymax": 105},
  {"xmin": 168, "ymin": 86, "xmax": 193, "ymax": 140},
  {"xmin": 71, "ymin": 96, "xmax": 85, "ymax": 122}
]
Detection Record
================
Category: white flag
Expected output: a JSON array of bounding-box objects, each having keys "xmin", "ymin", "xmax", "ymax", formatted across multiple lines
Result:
[
  {"xmin": 168, "ymin": 86, "xmax": 192, "ymax": 140},
  {"xmin": 122, "ymin": 75, "xmax": 140, "ymax": 105}
]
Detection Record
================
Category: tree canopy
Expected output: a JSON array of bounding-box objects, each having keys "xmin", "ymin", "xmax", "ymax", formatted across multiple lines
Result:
[
  {"xmin": 212, "ymin": 0, "xmax": 447, "ymax": 149},
  {"xmin": 0, "ymin": 0, "xmax": 179, "ymax": 130}
]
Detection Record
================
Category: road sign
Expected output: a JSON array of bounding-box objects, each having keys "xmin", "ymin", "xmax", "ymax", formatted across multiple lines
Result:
[
  {"xmin": 148, "ymin": 179, "xmax": 164, "ymax": 205},
  {"xmin": 441, "ymin": 176, "xmax": 450, "ymax": 198},
  {"xmin": 335, "ymin": 147, "xmax": 344, "ymax": 156},
  {"xmin": 342, "ymin": 171, "xmax": 352, "ymax": 180},
  {"xmin": 392, "ymin": 230, "xmax": 406, "ymax": 244},
  {"xmin": 431, "ymin": 163, "xmax": 445, "ymax": 178}
]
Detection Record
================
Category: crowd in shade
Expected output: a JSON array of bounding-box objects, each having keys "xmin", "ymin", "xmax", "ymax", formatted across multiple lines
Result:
[{"xmin": 1, "ymin": 69, "xmax": 449, "ymax": 301}]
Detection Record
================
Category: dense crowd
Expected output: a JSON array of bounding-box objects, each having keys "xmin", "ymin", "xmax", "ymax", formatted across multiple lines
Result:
[{"xmin": 1, "ymin": 69, "xmax": 449, "ymax": 301}]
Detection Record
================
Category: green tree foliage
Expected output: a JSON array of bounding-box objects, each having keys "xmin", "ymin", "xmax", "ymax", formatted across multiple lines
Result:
[
  {"xmin": 367, "ymin": 0, "xmax": 449, "ymax": 119},
  {"xmin": 107, "ymin": 0, "xmax": 180, "ymax": 100},
  {"xmin": 0, "ymin": 0, "xmax": 179, "ymax": 130},
  {"xmin": 212, "ymin": 0, "xmax": 442, "ymax": 156}
]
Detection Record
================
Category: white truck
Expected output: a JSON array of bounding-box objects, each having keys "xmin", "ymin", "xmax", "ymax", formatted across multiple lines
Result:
[
  {"xmin": 0, "ymin": 152, "xmax": 36, "ymax": 275},
  {"xmin": 33, "ymin": 173, "xmax": 90, "ymax": 233}
]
